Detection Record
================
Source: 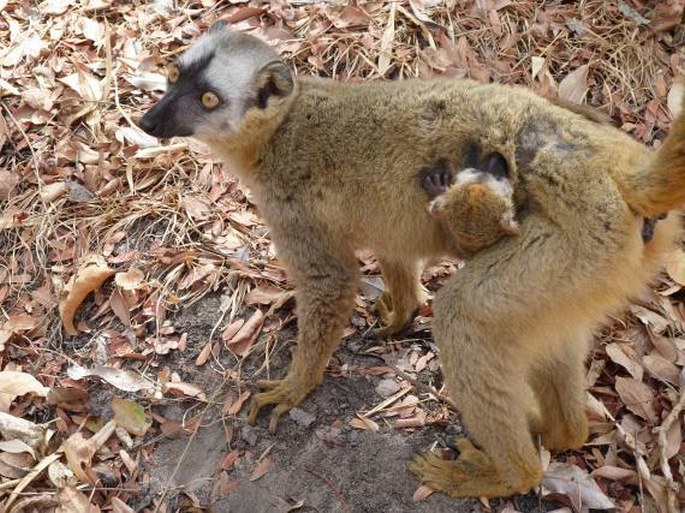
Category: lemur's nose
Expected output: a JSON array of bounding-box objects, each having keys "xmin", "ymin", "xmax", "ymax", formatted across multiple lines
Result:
[{"xmin": 138, "ymin": 111, "xmax": 158, "ymax": 136}]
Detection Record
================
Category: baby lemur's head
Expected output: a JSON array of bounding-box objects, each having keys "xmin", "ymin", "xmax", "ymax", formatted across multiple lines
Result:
[{"xmin": 139, "ymin": 22, "xmax": 294, "ymax": 143}]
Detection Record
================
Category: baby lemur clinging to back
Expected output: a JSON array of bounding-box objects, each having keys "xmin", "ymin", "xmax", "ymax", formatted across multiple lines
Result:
[
  {"xmin": 421, "ymin": 152, "xmax": 519, "ymax": 256},
  {"xmin": 139, "ymin": 23, "xmax": 685, "ymax": 499}
]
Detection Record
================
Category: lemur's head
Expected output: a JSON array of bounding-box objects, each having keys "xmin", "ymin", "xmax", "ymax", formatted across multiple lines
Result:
[{"xmin": 139, "ymin": 22, "xmax": 294, "ymax": 143}]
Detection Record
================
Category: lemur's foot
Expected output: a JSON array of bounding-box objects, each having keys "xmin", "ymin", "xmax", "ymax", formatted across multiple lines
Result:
[
  {"xmin": 247, "ymin": 378, "xmax": 315, "ymax": 432},
  {"xmin": 372, "ymin": 292, "xmax": 416, "ymax": 338},
  {"xmin": 410, "ymin": 438, "xmax": 541, "ymax": 499}
]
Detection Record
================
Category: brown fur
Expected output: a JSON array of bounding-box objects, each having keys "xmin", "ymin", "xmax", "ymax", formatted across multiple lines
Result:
[{"xmin": 139, "ymin": 28, "xmax": 685, "ymax": 498}]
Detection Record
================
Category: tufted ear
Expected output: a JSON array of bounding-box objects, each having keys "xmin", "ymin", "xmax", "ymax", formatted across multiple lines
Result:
[
  {"xmin": 208, "ymin": 19, "xmax": 228, "ymax": 34},
  {"xmin": 255, "ymin": 61, "xmax": 294, "ymax": 109}
]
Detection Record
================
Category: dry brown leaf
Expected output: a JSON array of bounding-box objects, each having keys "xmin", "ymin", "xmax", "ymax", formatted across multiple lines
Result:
[
  {"xmin": 591, "ymin": 465, "xmax": 638, "ymax": 482},
  {"xmin": 163, "ymin": 381, "xmax": 206, "ymax": 400},
  {"xmin": 125, "ymin": 72, "xmax": 167, "ymax": 93},
  {"xmin": 46, "ymin": 387, "xmax": 90, "ymax": 409},
  {"xmin": 0, "ymin": 451, "xmax": 34, "ymax": 478},
  {"xmin": 661, "ymin": 414, "xmax": 682, "ymax": 461},
  {"xmin": 221, "ymin": 318, "xmax": 245, "ymax": 341},
  {"xmin": 349, "ymin": 415, "xmax": 380, "ymax": 431},
  {"xmin": 2, "ymin": 313, "xmax": 38, "ymax": 333},
  {"xmin": 0, "ymin": 113, "xmax": 8, "ymax": 152},
  {"xmin": 378, "ymin": 2, "xmax": 397, "ymax": 75},
  {"xmin": 63, "ymin": 419, "xmax": 116, "ymax": 484},
  {"xmin": 59, "ymin": 254, "xmax": 116, "ymax": 336},
  {"xmin": 114, "ymin": 267, "xmax": 145, "ymax": 290},
  {"xmin": 542, "ymin": 462, "xmax": 615, "ymax": 510},
  {"xmin": 666, "ymin": 77, "xmax": 683, "ymax": 117},
  {"xmin": 47, "ymin": 460, "xmax": 76, "ymax": 488},
  {"xmin": 0, "ymin": 370, "xmax": 50, "ymax": 413},
  {"xmin": 111, "ymin": 398, "xmax": 152, "ymax": 437},
  {"xmin": 110, "ymin": 496, "xmax": 135, "ymax": 513},
  {"xmin": 80, "ymin": 18, "xmax": 104, "ymax": 43},
  {"xmin": 109, "ymin": 288, "xmax": 131, "ymax": 327},
  {"xmin": 3, "ymin": 453, "xmax": 61, "ymax": 511},
  {"xmin": 220, "ymin": 449, "xmax": 240, "ymax": 471},
  {"xmin": 0, "ymin": 169, "xmax": 19, "ymax": 201},
  {"xmin": 637, "ymin": 458, "xmax": 680, "ymax": 513},
  {"xmin": 605, "ymin": 343, "xmax": 643, "ymax": 381},
  {"xmin": 643, "ymin": 353, "xmax": 680, "ymax": 385},
  {"xmin": 651, "ymin": 335, "xmax": 680, "ymax": 363},
  {"xmin": 226, "ymin": 309, "xmax": 265, "ymax": 356},
  {"xmin": 408, "ymin": 0, "xmax": 435, "ymax": 25},
  {"xmin": 67, "ymin": 364, "xmax": 155, "ymax": 393},
  {"xmin": 195, "ymin": 341, "xmax": 213, "ymax": 366},
  {"xmin": 393, "ymin": 410, "xmax": 427, "ymax": 429},
  {"xmin": 178, "ymin": 262, "xmax": 217, "ymax": 290},
  {"xmin": 227, "ymin": 390, "xmax": 251, "ymax": 416},
  {"xmin": 0, "ymin": 438, "xmax": 37, "ymax": 459},
  {"xmin": 531, "ymin": 56, "xmax": 545, "ymax": 80},
  {"xmin": 42, "ymin": 0, "xmax": 72, "ymax": 15},
  {"xmin": 57, "ymin": 486, "xmax": 101, "ymax": 513},
  {"xmin": 630, "ymin": 305, "xmax": 670, "ymax": 333},
  {"xmin": 0, "ymin": 411, "xmax": 46, "ymax": 449},
  {"xmin": 40, "ymin": 181, "xmax": 67, "ymax": 203},
  {"xmin": 245, "ymin": 285, "xmax": 289, "ymax": 306},
  {"xmin": 58, "ymin": 67, "xmax": 103, "ymax": 101},
  {"xmin": 558, "ymin": 64, "xmax": 589, "ymax": 104},
  {"xmin": 182, "ymin": 195, "xmax": 212, "ymax": 220},
  {"xmin": 249, "ymin": 456, "xmax": 271, "ymax": 481},
  {"xmin": 614, "ymin": 377, "xmax": 658, "ymax": 424}
]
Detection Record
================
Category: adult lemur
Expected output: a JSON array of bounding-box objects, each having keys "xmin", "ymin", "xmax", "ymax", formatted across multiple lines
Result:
[{"xmin": 139, "ymin": 23, "xmax": 685, "ymax": 499}]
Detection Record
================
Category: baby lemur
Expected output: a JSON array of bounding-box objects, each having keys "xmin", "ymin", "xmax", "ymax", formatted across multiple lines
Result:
[
  {"xmin": 421, "ymin": 152, "xmax": 519, "ymax": 256},
  {"xmin": 139, "ymin": 24, "xmax": 685, "ymax": 499}
]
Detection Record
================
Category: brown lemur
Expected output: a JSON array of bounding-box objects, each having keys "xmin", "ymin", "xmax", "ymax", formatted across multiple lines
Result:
[
  {"xmin": 139, "ymin": 24, "xmax": 685, "ymax": 498},
  {"xmin": 409, "ymin": 91, "xmax": 685, "ymax": 499},
  {"xmin": 139, "ymin": 22, "xmax": 523, "ymax": 428}
]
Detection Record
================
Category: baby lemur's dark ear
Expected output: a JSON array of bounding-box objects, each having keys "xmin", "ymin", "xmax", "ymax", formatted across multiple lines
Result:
[
  {"xmin": 255, "ymin": 61, "xmax": 294, "ymax": 109},
  {"xmin": 208, "ymin": 20, "xmax": 228, "ymax": 33}
]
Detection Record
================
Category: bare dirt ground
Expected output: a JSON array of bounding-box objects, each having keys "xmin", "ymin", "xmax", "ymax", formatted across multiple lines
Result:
[
  {"xmin": 149, "ymin": 299, "xmax": 551, "ymax": 513},
  {"xmin": 1, "ymin": 1, "xmax": 684, "ymax": 512}
]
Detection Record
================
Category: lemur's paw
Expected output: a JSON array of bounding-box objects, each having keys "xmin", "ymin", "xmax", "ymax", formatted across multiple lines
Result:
[{"xmin": 247, "ymin": 378, "xmax": 313, "ymax": 432}]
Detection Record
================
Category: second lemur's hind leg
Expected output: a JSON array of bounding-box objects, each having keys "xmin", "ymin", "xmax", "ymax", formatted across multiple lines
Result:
[
  {"xmin": 530, "ymin": 336, "xmax": 589, "ymax": 450},
  {"xmin": 411, "ymin": 329, "xmax": 544, "ymax": 498}
]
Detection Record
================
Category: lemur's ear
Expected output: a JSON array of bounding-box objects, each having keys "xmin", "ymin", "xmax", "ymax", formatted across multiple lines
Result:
[
  {"xmin": 208, "ymin": 20, "xmax": 228, "ymax": 34},
  {"xmin": 255, "ymin": 61, "xmax": 294, "ymax": 109}
]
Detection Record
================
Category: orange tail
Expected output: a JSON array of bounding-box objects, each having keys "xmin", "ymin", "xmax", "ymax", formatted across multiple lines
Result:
[{"xmin": 621, "ymin": 84, "xmax": 685, "ymax": 218}]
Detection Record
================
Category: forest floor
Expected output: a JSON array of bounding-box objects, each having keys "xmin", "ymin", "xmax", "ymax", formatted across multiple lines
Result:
[{"xmin": 1, "ymin": 1, "xmax": 684, "ymax": 512}]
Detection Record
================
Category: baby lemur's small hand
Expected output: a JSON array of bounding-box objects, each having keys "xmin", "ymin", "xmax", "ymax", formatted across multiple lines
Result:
[{"xmin": 420, "ymin": 159, "xmax": 453, "ymax": 199}]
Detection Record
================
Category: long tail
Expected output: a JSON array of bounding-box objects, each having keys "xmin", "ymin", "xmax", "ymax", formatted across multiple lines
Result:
[{"xmin": 620, "ymin": 83, "xmax": 685, "ymax": 218}]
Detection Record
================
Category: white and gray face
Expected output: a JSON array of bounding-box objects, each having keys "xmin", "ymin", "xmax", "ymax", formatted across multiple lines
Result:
[{"xmin": 139, "ymin": 23, "xmax": 293, "ymax": 141}]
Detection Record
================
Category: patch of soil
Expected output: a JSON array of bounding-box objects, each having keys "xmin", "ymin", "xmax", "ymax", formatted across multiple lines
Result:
[{"xmin": 145, "ymin": 294, "xmax": 556, "ymax": 513}]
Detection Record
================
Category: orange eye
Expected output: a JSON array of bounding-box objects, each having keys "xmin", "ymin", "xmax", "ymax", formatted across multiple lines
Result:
[
  {"xmin": 167, "ymin": 64, "xmax": 180, "ymax": 83},
  {"xmin": 201, "ymin": 91, "xmax": 220, "ymax": 109}
]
